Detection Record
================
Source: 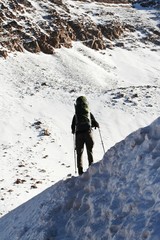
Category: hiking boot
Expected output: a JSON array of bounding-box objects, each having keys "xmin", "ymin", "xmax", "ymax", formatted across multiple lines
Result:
[{"xmin": 78, "ymin": 167, "xmax": 83, "ymax": 175}]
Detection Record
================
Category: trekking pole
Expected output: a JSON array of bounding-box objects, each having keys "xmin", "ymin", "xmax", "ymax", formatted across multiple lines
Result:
[
  {"xmin": 73, "ymin": 134, "xmax": 77, "ymax": 174},
  {"xmin": 98, "ymin": 128, "xmax": 106, "ymax": 154}
]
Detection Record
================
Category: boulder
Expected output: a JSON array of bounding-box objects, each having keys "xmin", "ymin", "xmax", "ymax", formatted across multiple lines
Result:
[
  {"xmin": 0, "ymin": 50, "xmax": 8, "ymax": 58},
  {"xmin": 49, "ymin": 28, "xmax": 73, "ymax": 48},
  {"xmin": 23, "ymin": 38, "xmax": 41, "ymax": 53}
]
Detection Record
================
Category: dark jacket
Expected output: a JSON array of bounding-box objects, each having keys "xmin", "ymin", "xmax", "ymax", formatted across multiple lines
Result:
[{"xmin": 71, "ymin": 113, "xmax": 99, "ymax": 134}]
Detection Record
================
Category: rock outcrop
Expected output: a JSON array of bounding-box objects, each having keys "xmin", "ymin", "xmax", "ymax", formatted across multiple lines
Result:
[
  {"xmin": 0, "ymin": 0, "xmax": 130, "ymax": 57},
  {"xmin": 0, "ymin": 0, "xmax": 159, "ymax": 57}
]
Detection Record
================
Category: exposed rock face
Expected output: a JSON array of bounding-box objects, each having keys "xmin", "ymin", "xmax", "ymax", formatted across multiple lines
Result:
[
  {"xmin": 99, "ymin": 21, "xmax": 124, "ymax": 41},
  {"xmin": 68, "ymin": 20, "xmax": 106, "ymax": 50},
  {"xmin": 23, "ymin": 38, "xmax": 41, "ymax": 53},
  {"xmin": 0, "ymin": 0, "xmax": 129, "ymax": 57},
  {"xmin": 0, "ymin": 0, "xmax": 159, "ymax": 57}
]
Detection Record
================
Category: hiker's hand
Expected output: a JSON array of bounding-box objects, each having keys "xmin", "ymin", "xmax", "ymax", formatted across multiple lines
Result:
[
  {"xmin": 95, "ymin": 122, "xmax": 99, "ymax": 129},
  {"xmin": 72, "ymin": 130, "xmax": 75, "ymax": 134}
]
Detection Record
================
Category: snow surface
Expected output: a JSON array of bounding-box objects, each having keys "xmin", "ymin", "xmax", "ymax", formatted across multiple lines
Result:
[{"xmin": 0, "ymin": 0, "xmax": 160, "ymax": 239}]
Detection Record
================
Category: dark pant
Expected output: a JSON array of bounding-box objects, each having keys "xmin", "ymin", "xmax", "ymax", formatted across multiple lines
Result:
[{"xmin": 76, "ymin": 131, "xmax": 94, "ymax": 175}]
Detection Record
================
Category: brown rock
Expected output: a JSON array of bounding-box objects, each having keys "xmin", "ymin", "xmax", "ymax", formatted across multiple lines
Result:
[
  {"xmin": 14, "ymin": 179, "xmax": 26, "ymax": 184},
  {"xmin": 0, "ymin": 50, "xmax": 8, "ymax": 59},
  {"xmin": 49, "ymin": 28, "xmax": 73, "ymax": 48},
  {"xmin": 23, "ymin": 39, "xmax": 41, "ymax": 53},
  {"xmin": 31, "ymin": 184, "xmax": 37, "ymax": 189},
  {"xmin": 39, "ymin": 42, "xmax": 55, "ymax": 54},
  {"xmin": 99, "ymin": 21, "xmax": 124, "ymax": 40}
]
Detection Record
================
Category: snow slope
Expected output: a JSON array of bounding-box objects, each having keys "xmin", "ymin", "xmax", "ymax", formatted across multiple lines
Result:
[
  {"xmin": 1, "ymin": 117, "xmax": 160, "ymax": 239},
  {"xmin": 0, "ymin": 42, "xmax": 159, "ymax": 215},
  {"xmin": 0, "ymin": 0, "xmax": 160, "ymax": 239}
]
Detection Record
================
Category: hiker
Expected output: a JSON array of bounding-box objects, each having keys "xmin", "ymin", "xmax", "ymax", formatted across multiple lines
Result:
[{"xmin": 71, "ymin": 96, "xmax": 99, "ymax": 175}]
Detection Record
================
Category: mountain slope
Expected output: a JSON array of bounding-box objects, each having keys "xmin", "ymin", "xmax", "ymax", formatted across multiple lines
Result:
[
  {"xmin": 0, "ymin": 0, "xmax": 160, "ymax": 235},
  {"xmin": 0, "ymin": 0, "xmax": 159, "ymax": 57}
]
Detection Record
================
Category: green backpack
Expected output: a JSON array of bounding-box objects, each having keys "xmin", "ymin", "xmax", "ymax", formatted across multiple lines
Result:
[{"xmin": 75, "ymin": 96, "xmax": 91, "ymax": 132}]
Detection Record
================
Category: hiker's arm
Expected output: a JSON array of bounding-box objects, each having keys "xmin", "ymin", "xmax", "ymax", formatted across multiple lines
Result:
[
  {"xmin": 71, "ymin": 115, "xmax": 76, "ymax": 134},
  {"xmin": 90, "ymin": 113, "xmax": 99, "ymax": 128}
]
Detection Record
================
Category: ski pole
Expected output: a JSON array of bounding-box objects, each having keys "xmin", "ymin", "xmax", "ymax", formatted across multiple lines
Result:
[
  {"xmin": 73, "ymin": 134, "xmax": 77, "ymax": 174},
  {"xmin": 98, "ymin": 128, "xmax": 105, "ymax": 154}
]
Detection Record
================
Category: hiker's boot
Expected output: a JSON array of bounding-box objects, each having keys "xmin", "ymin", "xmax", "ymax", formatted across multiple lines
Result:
[{"xmin": 78, "ymin": 167, "xmax": 83, "ymax": 175}]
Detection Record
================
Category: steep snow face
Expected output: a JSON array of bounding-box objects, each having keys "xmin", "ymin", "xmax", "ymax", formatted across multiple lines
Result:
[{"xmin": 0, "ymin": 117, "xmax": 160, "ymax": 240}]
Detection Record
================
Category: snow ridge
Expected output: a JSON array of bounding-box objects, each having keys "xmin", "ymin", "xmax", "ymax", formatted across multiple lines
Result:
[{"xmin": 0, "ymin": 118, "xmax": 160, "ymax": 239}]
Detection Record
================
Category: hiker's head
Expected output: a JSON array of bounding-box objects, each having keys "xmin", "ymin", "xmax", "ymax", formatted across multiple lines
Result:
[{"xmin": 76, "ymin": 96, "xmax": 88, "ymax": 105}]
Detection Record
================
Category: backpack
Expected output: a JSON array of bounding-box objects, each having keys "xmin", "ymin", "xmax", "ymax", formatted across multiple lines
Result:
[{"xmin": 75, "ymin": 96, "xmax": 91, "ymax": 132}]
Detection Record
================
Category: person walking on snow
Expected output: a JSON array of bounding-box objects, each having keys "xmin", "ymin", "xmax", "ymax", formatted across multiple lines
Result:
[{"xmin": 71, "ymin": 96, "xmax": 99, "ymax": 175}]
